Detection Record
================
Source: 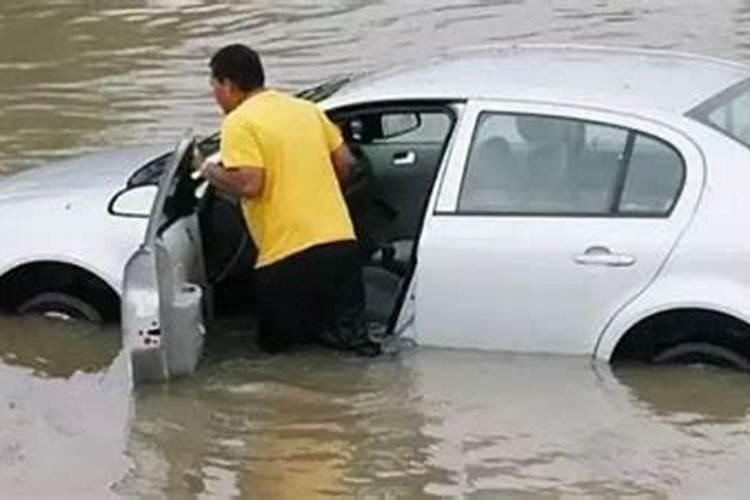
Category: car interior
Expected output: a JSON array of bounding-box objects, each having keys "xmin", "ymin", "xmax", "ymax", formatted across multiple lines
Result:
[{"xmin": 197, "ymin": 103, "xmax": 457, "ymax": 337}]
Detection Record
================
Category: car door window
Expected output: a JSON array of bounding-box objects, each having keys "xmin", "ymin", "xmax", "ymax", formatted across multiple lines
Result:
[
  {"xmin": 457, "ymin": 112, "xmax": 684, "ymax": 217},
  {"xmin": 618, "ymin": 135, "xmax": 684, "ymax": 215}
]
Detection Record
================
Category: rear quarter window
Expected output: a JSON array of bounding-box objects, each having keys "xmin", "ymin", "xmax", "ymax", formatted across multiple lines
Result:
[{"xmin": 689, "ymin": 76, "xmax": 750, "ymax": 148}]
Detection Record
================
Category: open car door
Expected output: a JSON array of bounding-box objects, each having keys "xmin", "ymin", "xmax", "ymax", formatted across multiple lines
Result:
[{"xmin": 122, "ymin": 132, "xmax": 207, "ymax": 385}]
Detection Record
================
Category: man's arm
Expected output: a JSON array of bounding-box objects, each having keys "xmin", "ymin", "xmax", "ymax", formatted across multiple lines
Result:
[
  {"xmin": 202, "ymin": 162, "xmax": 265, "ymax": 199},
  {"xmin": 330, "ymin": 142, "xmax": 355, "ymax": 186},
  {"xmin": 211, "ymin": 116, "xmax": 266, "ymax": 199},
  {"xmin": 317, "ymin": 107, "xmax": 354, "ymax": 187}
]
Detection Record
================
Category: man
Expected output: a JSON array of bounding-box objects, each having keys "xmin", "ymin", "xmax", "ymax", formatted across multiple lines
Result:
[{"xmin": 200, "ymin": 44, "xmax": 377, "ymax": 355}]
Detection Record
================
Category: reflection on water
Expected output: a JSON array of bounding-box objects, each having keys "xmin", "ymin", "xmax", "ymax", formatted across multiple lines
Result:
[
  {"xmin": 0, "ymin": 317, "xmax": 129, "ymax": 498},
  {"xmin": 3, "ymin": 319, "xmax": 750, "ymax": 498},
  {"xmin": 0, "ymin": 316, "xmax": 119, "ymax": 378},
  {"xmin": 113, "ymin": 350, "xmax": 750, "ymax": 499},
  {"xmin": 4, "ymin": 0, "xmax": 750, "ymax": 497}
]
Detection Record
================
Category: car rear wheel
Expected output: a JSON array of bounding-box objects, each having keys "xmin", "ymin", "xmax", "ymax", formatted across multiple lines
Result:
[
  {"xmin": 653, "ymin": 342, "xmax": 750, "ymax": 371},
  {"xmin": 17, "ymin": 292, "xmax": 103, "ymax": 323}
]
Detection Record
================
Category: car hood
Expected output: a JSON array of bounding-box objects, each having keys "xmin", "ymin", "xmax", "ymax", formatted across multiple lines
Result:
[{"xmin": 0, "ymin": 145, "xmax": 168, "ymax": 204}]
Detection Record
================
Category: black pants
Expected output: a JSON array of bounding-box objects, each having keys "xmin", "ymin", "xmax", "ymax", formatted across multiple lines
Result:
[{"xmin": 255, "ymin": 240, "xmax": 376, "ymax": 354}]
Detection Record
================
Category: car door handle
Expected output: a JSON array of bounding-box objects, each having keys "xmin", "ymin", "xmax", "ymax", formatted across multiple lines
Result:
[
  {"xmin": 392, "ymin": 151, "xmax": 417, "ymax": 167},
  {"xmin": 574, "ymin": 246, "xmax": 636, "ymax": 267}
]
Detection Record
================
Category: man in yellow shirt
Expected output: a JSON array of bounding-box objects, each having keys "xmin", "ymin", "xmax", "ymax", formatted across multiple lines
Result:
[{"xmin": 201, "ymin": 44, "xmax": 377, "ymax": 355}]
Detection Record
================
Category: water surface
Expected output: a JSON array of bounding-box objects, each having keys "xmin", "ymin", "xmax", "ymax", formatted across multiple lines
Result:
[{"xmin": 3, "ymin": 1, "xmax": 750, "ymax": 498}]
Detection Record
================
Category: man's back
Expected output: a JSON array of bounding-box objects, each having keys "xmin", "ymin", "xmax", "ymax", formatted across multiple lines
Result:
[{"xmin": 220, "ymin": 90, "xmax": 355, "ymax": 268}]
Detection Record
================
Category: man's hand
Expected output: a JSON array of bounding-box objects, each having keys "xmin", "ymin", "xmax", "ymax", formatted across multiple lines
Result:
[
  {"xmin": 194, "ymin": 152, "xmax": 221, "ymax": 180},
  {"xmin": 331, "ymin": 143, "xmax": 355, "ymax": 186}
]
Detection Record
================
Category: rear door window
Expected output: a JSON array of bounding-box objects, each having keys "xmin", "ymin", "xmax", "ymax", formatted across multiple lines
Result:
[
  {"xmin": 618, "ymin": 135, "xmax": 685, "ymax": 215},
  {"xmin": 457, "ymin": 112, "xmax": 685, "ymax": 217}
]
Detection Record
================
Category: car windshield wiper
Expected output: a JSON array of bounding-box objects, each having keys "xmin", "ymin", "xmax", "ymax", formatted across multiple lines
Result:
[{"xmin": 296, "ymin": 74, "xmax": 355, "ymax": 102}]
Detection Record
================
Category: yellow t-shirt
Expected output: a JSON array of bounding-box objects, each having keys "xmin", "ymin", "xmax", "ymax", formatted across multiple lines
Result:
[{"xmin": 219, "ymin": 90, "xmax": 355, "ymax": 268}]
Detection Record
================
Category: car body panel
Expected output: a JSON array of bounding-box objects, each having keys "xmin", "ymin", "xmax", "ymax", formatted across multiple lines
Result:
[
  {"xmin": 324, "ymin": 45, "xmax": 750, "ymax": 116},
  {"xmin": 122, "ymin": 134, "xmax": 206, "ymax": 384},
  {"xmin": 595, "ymin": 274, "xmax": 750, "ymax": 360},
  {"xmin": 0, "ymin": 146, "xmax": 165, "ymax": 203},
  {"xmin": 414, "ymin": 99, "xmax": 705, "ymax": 354},
  {"xmin": 596, "ymin": 118, "xmax": 750, "ymax": 358},
  {"xmin": 0, "ymin": 146, "xmax": 165, "ymax": 296}
]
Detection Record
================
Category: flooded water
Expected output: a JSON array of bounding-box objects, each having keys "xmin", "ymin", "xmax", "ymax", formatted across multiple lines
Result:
[{"xmin": 4, "ymin": 0, "xmax": 750, "ymax": 498}]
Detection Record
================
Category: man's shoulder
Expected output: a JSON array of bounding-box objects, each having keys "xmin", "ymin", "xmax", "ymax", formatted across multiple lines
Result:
[
  {"xmin": 272, "ymin": 91, "xmax": 319, "ymax": 113},
  {"xmin": 226, "ymin": 100, "xmax": 249, "ymax": 119},
  {"xmin": 221, "ymin": 109, "xmax": 248, "ymax": 136},
  {"xmin": 224, "ymin": 98, "xmax": 261, "ymax": 130},
  {"xmin": 224, "ymin": 91, "xmax": 321, "ymax": 133}
]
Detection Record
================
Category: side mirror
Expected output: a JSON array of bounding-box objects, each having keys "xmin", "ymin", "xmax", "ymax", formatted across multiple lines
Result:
[
  {"xmin": 109, "ymin": 185, "xmax": 158, "ymax": 218},
  {"xmin": 347, "ymin": 113, "xmax": 422, "ymax": 143},
  {"xmin": 381, "ymin": 113, "xmax": 421, "ymax": 139}
]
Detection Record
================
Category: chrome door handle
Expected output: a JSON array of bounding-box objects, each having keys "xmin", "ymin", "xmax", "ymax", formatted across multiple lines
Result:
[
  {"xmin": 393, "ymin": 151, "xmax": 417, "ymax": 167},
  {"xmin": 574, "ymin": 246, "xmax": 636, "ymax": 267}
]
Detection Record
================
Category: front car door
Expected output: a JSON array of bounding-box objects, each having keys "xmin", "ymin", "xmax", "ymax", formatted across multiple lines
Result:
[
  {"xmin": 348, "ymin": 109, "xmax": 454, "ymax": 241},
  {"xmin": 122, "ymin": 132, "xmax": 207, "ymax": 384},
  {"xmin": 416, "ymin": 100, "xmax": 703, "ymax": 354}
]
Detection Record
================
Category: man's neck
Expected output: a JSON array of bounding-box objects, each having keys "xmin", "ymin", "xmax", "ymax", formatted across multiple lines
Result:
[{"xmin": 236, "ymin": 87, "xmax": 267, "ymax": 107}]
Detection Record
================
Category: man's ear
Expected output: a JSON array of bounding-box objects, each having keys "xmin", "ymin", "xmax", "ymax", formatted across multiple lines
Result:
[{"xmin": 225, "ymin": 79, "xmax": 242, "ymax": 95}]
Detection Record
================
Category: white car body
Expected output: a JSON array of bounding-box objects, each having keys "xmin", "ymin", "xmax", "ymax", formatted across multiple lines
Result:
[
  {"xmin": 5, "ymin": 44, "xmax": 750, "ymax": 382},
  {"xmin": 0, "ymin": 147, "xmax": 166, "ymax": 320},
  {"xmin": 332, "ymin": 46, "xmax": 750, "ymax": 364}
]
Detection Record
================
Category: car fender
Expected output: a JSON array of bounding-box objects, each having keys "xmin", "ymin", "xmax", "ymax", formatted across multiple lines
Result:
[
  {"xmin": 0, "ymin": 254, "xmax": 122, "ymax": 298},
  {"xmin": 594, "ymin": 273, "xmax": 750, "ymax": 361}
]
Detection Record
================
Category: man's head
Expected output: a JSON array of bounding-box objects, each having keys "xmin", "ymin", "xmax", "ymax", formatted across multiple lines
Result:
[{"xmin": 209, "ymin": 44, "xmax": 265, "ymax": 113}]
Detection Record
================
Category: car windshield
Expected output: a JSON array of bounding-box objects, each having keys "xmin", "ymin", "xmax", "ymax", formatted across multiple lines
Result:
[{"xmin": 690, "ymin": 77, "xmax": 750, "ymax": 147}]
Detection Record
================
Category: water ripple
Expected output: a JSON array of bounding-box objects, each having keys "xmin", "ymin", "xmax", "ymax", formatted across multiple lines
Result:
[{"xmin": 4, "ymin": 1, "xmax": 750, "ymax": 497}]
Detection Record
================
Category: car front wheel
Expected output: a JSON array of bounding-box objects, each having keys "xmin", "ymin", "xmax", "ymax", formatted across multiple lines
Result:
[{"xmin": 17, "ymin": 292, "xmax": 104, "ymax": 323}]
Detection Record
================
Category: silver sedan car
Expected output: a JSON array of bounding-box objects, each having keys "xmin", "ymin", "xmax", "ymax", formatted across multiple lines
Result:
[{"xmin": 3, "ymin": 45, "xmax": 750, "ymax": 382}]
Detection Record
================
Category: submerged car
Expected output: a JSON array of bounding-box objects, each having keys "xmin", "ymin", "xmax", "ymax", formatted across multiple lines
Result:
[{"xmin": 5, "ymin": 44, "xmax": 750, "ymax": 381}]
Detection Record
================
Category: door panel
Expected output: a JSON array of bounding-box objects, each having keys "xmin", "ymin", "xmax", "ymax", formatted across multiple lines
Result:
[
  {"xmin": 416, "ymin": 101, "xmax": 703, "ymax": 354},
  {"xmin": 340, "ymin": 109, "xmax": 453, "ymax": 244},
  {"xmin": 155, "ymin": 214, "xmax": 205, "ymax": 376},
  {"xmin": 419, "ymin": 217, "xmax": 686, "ymax": 353},
  {"xmin": 123, "ymin": 132, "xmax": 206, "ymax": 384},
  {"xmin": 360, "ymin": 142, "xmax": 444, "ymax": 240},
  {"xmin": 330, "ymin": 104, "xmax": 459, "ymax": 338}
]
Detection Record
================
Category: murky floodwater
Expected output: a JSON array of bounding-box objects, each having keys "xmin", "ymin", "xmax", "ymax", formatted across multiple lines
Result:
[{"xmin": 4, "ymin": 0, "xmax": 750, "ymax": 498}]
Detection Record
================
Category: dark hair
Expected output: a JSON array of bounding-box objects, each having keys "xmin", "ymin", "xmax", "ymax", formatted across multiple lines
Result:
[{"xmin": 210, "ymin": 44, "xmax": 265, "ymax": 91}]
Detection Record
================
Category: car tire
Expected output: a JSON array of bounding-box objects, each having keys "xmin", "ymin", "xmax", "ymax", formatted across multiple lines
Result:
[
  {"xmin": 17, "ymin": 292, "xmax": 104, "ymax": 323},
  {"xmin": 653, "ymin": 342, "xmax": 750, "ymax": 371}
]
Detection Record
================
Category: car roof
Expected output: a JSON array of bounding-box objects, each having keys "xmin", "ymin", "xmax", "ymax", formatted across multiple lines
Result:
[{"xmin": 324, "ymin": 44, "xmax": 750, "ymax": 116}]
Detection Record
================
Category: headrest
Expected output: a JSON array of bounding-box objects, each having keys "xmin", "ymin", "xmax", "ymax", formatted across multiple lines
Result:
[
  {"xmin": 516, "ymin": 116, "xmax": 584, "ymax": 147},
  {"xmin": 473, "ymin": 136, "xmax": 511, "ymax": 158}
]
